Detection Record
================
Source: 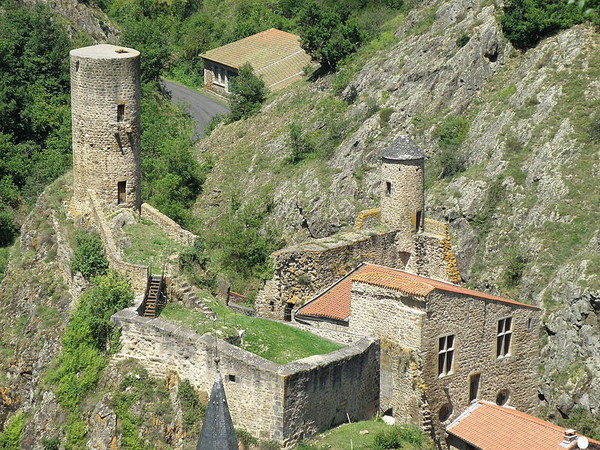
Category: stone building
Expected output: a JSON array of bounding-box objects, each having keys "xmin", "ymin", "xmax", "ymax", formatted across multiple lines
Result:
[
  {"xmin": 200, "ymin": 28, "xmax": 312, "ymax": 95},
  {"xmin": 70, "ymin": 44, "xmax": 142, "ymax": 215},
  {"xmin": 295, "ymin": 263, "xmax": 541, "ymax": 442},
  {"xmin": 255, "ymin": 136, "xmax": 461, "ymax": 321},
  {"xmin": 446, "ymin": 401, "xmax": 600, "ymax": 450}
]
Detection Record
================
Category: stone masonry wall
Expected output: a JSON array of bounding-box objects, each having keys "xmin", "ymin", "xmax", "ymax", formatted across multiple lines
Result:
[
  {"xmin": 70, "ymin": 44, "xmax": 141, "ymax": 214},
  {"xmin": 420, "ymin": 292, "xmax": 540, "ymax": 442},
  {"xmin": 280, "ymin": 342, "xmax": 380, "ymax": 443},
  {"xmin": 349, "ymin": 282, "xmax": 426, "ymax": 350},
  {"xmin": 406, "ymin": 233, "xmax": 461, "ymax": 283},
  {"xmin": 111, "ymin": 309, "xmax": 379, "ymax": 444},
  {"xmin": 380, "ymin": 159, "xmax": 424, "ymax": 253},
  {"xmin": 140, "ymin": 203, "xmax": 196, "ymax": 246},
  {"xmin": 256, "ymin": 230, "xmax": 405, "ymax": 320},
  {"xmin": 90, "ymin": 194, "xmax": 149, "ymax": 293}
]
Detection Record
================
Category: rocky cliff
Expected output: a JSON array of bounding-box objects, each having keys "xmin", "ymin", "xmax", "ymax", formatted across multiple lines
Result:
[{"xmin": 196, "ymin": 0, "xmax": 600, "ymax": 423}]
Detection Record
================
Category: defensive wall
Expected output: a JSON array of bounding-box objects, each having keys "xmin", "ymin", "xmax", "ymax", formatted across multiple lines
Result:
[
  {"xmin": 111, "ymin": 309, "xmax": 380, "ymax": 445},
  {"xmin": 255, "ymin": 229, "xmax": 406, "ymax": 320},
  {"xmin": 140, "ymin": 203, "xmax": 196, "ymax": 246}
]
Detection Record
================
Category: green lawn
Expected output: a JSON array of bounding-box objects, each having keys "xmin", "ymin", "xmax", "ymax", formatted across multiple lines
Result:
[
  {"xmin": 121, "ymin": 219, "xmax": 187, "ymax": 273},
  {"xmin": 160, "ymin": 300, "xmax": 343, "ymax": 365},
  {"xmin": 300, "ymin": 420, "xmax": 435, "ymax": 450}
]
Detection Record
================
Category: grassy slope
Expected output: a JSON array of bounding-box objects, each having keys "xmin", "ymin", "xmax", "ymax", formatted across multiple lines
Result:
[{"xmin": 161, "ymin": 300, "xmax": 343, "ymax": 365}]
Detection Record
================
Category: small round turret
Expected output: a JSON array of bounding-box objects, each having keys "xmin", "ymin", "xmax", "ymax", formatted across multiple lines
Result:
[
  {"xmin": 70, "ymin": 44, "xmax": 141, "ymax": 214},
  {"xmin": 380, "ymin": 136, "xmax": 425, "ymax": 252}
]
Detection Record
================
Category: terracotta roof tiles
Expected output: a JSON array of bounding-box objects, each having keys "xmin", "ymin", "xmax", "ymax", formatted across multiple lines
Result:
[
  {"xmin": 295, "ymin": 263, "xmax": 539, "ymax": 322},
  {"xmin": 447, "ymin": 401, "xmax": 600, "ymax": 450}
]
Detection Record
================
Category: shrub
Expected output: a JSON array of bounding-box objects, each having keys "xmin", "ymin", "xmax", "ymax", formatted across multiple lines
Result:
[
  {"xmin": 501, "ymin": 0, "xmax": 584, "ymax": 49},
  {"xmin": 0, "ymin": 411, "xmax": 25, "ymax": 449},
  {"xmin": 205, "ymin": 113, "xmax": 225, "ymax": 136},
  {"xmin": 69, "ymin": 231, "xmax": 108, "ymax": 279},
  {"xmin": 373, "ymin": 424, "xmax": 432, "ymax": 449},
  {"xmin": 178, "ymin": 380, "xmax": 205, "ymax": 433},
  {"xmin": 287, "ymin": 123, "xmax": 316, "ymax": 163},
  {"xmin": 228, "ymin": 64, "xmax": 268, "ymax": 122},
  {"xmin": 379, "ymin": 107, "xmax": 395, "ymax": 127},
  {"xmin": 456, "ymin": 32, "xmax": 470, "ymax": 47}
]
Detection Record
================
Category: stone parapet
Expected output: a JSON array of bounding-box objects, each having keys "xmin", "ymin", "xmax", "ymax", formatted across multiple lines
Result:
[
  {"xmin": 111, "ymin": 309, "xmax": 379, "ymax": 445},
  {"xmin": 255, "ymin": 230, "xmax": 406, "ymax": 320},
  {"xmin": 89, "ymin": 194, "xmax": 149, "ymax": 293},
  {"xmin": 140, "ymin": 203, "xmax": 196, "ymax": 246}
]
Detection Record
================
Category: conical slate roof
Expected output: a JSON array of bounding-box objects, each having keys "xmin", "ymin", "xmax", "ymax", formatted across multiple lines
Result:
[
  {"xmin": 382, "ymin": 136, "xmax": 425, "ymax": 161},
  {"xmin": 197, "ymin": 370, "xmax": 239, "ymax": 450}
]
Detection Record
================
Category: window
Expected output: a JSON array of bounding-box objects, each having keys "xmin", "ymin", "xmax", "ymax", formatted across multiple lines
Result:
[
  {"xmin": 439, "ymin": 403, "xmax": 452, "ymax": 422},
  {"xmin": 469, "ymin": 373, "xmax": 480, "ymax": 403},
  {"xmin": 496, "ymin": 389, "xmax": 509, "ymax": 406},
  {"xmin": 385, "ymin": 181, "xmax": 392, "ymax": 196},
  {"xmin": 415, "ymin": 210, "xmax": 423, "ymax": 232},
  {"xmin": 117, "ymin": 104, "xmax": 125, "ymax": 122},
  {"xmin": 228, "ymin": 374, "xmax": 236, "ymax": 382},
  {"xmin": 527, "ymin": 317, "xmax": 533, "ymax": 331},
  {"xmin": 117, "ymin": 181, "xmax": 126, "ymax": 204},
  {"xmin": 284, "ymin": 302, "xmax": 294, "ymax": 321},
  {"xmin": 438, "ymin": 334, "xmax": 455, "ymax": 376},
  {"xmin": 497, "ymin": 317, "xmax": 512, "ymax": 358}
]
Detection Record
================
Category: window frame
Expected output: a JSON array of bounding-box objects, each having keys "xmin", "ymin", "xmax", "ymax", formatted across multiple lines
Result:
[
  {"xmin": 496, "ymin": 317, "xmax": 513, "ymax": 358},
  {"xmin": 438, "ymin": 334, "xmax": 455, "ymax": 377}
]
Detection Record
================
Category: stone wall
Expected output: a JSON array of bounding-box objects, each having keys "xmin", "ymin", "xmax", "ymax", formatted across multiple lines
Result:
[
  {"xmin": 141, "ymin": 203, "xmax": 196, "ymax": 246},
  {"xmin": 90, "ymin": 195, "xmax": 149, "ymax": 293},
  {"xmin": 406, "ymin": 233, "xmax": 461, "ymax": 283},
  {"xmin": 349, "ymin": 282, "xmax": 426, "ymax": 350},
  {"xmin": 111, "ymin": 309, "xmax": 379, "ymax": 444},
  {"xmin": 287, "ymin": 320, "xmax": 366, "ymax": 345},
  {"xmin": 420, "ymin": 292, "xmax": 540, "ymax": 442},
  {"xmin": 255, "ymin": 230, "xmax": 406, "ymax": 320},
  {"xmin": 70, "ymin": 44, "xmax": 141, "ymax": 214}
]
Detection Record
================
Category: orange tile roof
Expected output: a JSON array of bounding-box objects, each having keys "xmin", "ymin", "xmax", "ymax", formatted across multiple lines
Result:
[
  {"xmin": 200, "ymin": 29, "xmax": 312, "ymax": 90},
  {"xmin": 295, "ymin": 263, "xmax": 539, "ymax": 322},
  {"xmin": 447, "ymin": 401, "xmax": 600, "ymax": 450}
]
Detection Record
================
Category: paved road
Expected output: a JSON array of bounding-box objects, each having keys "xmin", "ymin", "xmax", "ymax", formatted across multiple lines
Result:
[{"xmin": 161, "ymin": 79, "xmax": 229, "ymax": 140}]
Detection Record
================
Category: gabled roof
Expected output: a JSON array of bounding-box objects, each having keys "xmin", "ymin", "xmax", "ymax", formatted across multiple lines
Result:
[
  {"xmin": 200, "ymin": 29, "xmax": 312, "ymax": 90},
  {"xmin": 382, "ymin": 136, "xmax": 425, "ymax": 161},
  {"xmin": 197, "ymin": 370, "xmax": 239, "ymax": 450},
  {"xmin": 295, "ymin": 263, "xmax": 538, "ymax": 322},
  {"xmin": 446, "ymin": 401, "xmax": 600, "ymax": 450}
]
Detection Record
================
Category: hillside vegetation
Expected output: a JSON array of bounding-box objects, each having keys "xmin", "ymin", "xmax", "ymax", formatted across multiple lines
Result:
[{"xmin": 193, "ymin": 0, "xmax": 600, "ymax": 434}]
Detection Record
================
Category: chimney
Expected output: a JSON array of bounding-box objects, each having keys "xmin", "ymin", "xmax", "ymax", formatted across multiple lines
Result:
[{"xmin": 562, "ymin": 429, "xmax": 577, "ymax": 445}]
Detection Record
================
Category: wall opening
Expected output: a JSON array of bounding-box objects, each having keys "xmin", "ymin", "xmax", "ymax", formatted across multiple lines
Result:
[
  {"xmin": 118, "ymin": 181, "xmax": 126, "ymax": 204},
  {"xmin": 228, "ymin": 374, "xmax": 236, "ymax": 382},
  {"xmin": 469, "ymin": 373, "xmax": 480, "ymax": 403},
  {"xmin": 415, "ymin": 210, "xmax": 423, "ymax": 232},
  {"xmin": 284, "ymin": 302, "xmax": 294, "ymax": 321},
  {"xmin": 439, "ymin": 403, "xmax": 452, "ymax": 422},
  {"xmin": 385, "ymin": 181, "xmax": 392, "ymax": 196},
  {"xmin": 269, "ymin": 301, "xmax": 275, "ymax": 312},
  {"xmin": 496, "ymin": 389, "xmax": 510, "ymax": 406},
  {"xmin": 117, "ymin": 104, "xmax": 125, "ymax": 122}
]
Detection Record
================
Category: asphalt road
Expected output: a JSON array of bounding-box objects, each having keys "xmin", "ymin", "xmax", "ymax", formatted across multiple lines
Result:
[{"xmin": 161, "ymin": 79, "xmax": 230, "ymax": 140}]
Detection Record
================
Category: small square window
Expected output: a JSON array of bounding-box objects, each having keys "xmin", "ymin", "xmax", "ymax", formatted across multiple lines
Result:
[{"xmin": 228, "ymin": 374, "xmax": 236, "ymax": 382}]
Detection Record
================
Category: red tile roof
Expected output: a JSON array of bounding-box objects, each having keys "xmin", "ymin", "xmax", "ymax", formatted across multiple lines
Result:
[
  {"xmin": 447, "ymin": 401, "xmax": 600, "ymax": 450},
  {"xmin": 295, "ymin": 263, "xmax": 539, "ymax": 322},
  {"xmin": 200, "ymin": 28, "xmax": 312, "ymax": 90}
]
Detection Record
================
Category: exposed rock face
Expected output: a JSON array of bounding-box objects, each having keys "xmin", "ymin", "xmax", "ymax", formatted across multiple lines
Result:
[
  {"xmin": 197, "ymin": 0, "xmax": 600, "ymax": 423},
  {"xmin": 19, "ymin": 0, "xmax": 118, "ymax": 42}
]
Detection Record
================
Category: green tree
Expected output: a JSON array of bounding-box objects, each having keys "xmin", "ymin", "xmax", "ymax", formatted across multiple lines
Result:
[
  {"xmin": 70, "ymin": 231, "xmax": 109, "ymax": 279},
  {"xmin": 228, "ymin": 63, "xmax": 268, "ymax": 121},
  {"xmin": 297, "ymin": 0, "xmax": 364, "ymax": 71}
]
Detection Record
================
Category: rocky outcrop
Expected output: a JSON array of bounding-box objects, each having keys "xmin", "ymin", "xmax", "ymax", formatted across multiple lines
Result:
[{"xmin": 197, "ymin": 0, "xmax": 600, "ymax": 423}]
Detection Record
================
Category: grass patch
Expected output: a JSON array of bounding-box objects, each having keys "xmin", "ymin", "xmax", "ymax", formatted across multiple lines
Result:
[
  {"xmin": 160, "ymin": 301, "xmax": 343, "ymax": 365},
  {"xmin": 122, "ymin": 219, "xmax": 187, "ymax": 273},
  {"xmin": 300, "ymin": 420, "xmax": 434, "ymax": 450}
]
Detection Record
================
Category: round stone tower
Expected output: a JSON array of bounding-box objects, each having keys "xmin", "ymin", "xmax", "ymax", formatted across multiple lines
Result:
[
  {"xmin": 380, "ymin": 136, "xmax": 425, "ymax": 253},
  {"xmin": 70, "ymin": 44, "xmax": 141, "ymax": 214}
]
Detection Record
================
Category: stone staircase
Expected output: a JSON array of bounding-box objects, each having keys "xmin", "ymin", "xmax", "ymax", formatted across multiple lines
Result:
[{"xmin": 171, "ymin": 278, "xmax": 216, "ymax": 320}]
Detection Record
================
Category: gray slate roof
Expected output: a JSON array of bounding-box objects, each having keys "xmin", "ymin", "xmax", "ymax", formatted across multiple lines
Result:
[
  {"xmin": 197, "ymin": 370, "xmax": 239, "ymax": 450},
  {"xmin": 382, "ymin": 136, "xmax": 425, "ymax": 161}
]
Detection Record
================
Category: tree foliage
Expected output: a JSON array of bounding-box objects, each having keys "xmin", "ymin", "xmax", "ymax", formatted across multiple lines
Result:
[
  {"xmin": 501, "ymin": 0, "xmax": 597, "ymax": 49},
  {"xmin": 228, "ymin": 63, "xmax": 268, "ymax": 121},
  {"xmin": 297, "ymin": 0, "xmax": 364, "ymax": 71},
  {"xmin": 70, "ymin": 231, "xmax": 109, "ymax": 279}
]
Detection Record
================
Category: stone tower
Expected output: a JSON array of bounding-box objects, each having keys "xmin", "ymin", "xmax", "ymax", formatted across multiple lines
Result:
[
  {"xmin": 70, "ymin": 44, "xmax": 141, "ymax": 214},
  {"xmin": 380, "ymin": 136, "xmax": 425, "ymax": 253}
]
